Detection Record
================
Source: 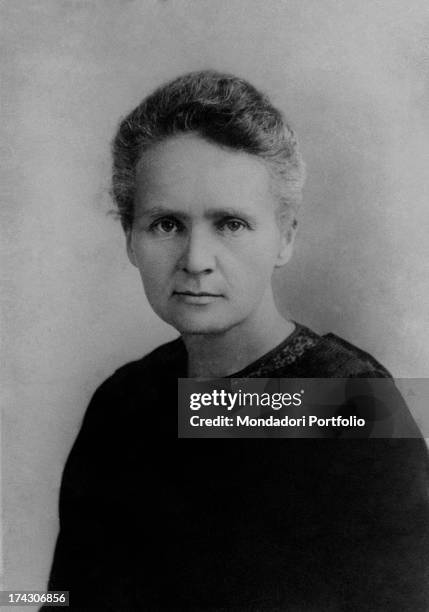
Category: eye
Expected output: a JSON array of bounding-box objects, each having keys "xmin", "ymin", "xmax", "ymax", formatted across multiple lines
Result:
[
  {"xmin": 150, "ymin": 217, "xmax": 183, "ymax": 235},
  {"xmin": 217, "ymin": 218, "xmax": 250, "ymax": 234}
]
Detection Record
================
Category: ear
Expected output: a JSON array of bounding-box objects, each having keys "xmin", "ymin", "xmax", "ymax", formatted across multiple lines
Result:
[
  {"xmin": 275, "ymin": 217, "xmax": 297, "ymax": 267},
  {"xmin": 126, "ymin": 230, "xmax": 138, "ymax": 267}
]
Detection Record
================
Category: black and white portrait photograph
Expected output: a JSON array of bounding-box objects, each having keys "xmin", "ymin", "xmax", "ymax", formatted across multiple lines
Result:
[{"xmin": 2, "ymin": 1, "xmax": 429, "ymax": 610}]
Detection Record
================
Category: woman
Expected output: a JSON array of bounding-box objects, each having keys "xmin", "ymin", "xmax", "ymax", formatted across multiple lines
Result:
[{"xmin": 44, "ymin": 71, "xmax": 429, "ymax": 610}]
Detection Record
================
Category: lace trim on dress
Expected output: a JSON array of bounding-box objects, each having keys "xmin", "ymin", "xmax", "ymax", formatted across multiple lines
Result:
[{"xmin": 229, "ymin": 323, "xmax": 320, "ymax": 378}]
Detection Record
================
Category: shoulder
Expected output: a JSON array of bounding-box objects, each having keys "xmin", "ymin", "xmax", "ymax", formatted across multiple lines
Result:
[
  {"xmin": 296, "ymin": 330, "xmax": 392, "ymax": 378},
  {"xmin": 96, "ymin": 335, "xmax": 185, "ymax": 394},
  {"xmin": 62, "ymin": 337, "xmax": 185, "ymax": 474},
  {"xmin": 115, "ymin": 334, "xmax": 185, "ymax": 379},
  {"xmin": 79, "ymin": 336, "xmax": 185, "ymax": 429}
]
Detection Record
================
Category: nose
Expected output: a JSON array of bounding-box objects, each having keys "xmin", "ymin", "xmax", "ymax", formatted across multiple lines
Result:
[{"xmin": 180, "ymin": 227, "xmax": 215, "ymax": 275}]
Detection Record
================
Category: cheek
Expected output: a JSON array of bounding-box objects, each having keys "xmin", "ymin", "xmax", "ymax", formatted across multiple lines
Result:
[
  {"xmin": 224, "ymin": 252, "xmax": 277, "ymax": 301},
  {"xmin": 233, "ymin": 233, "xmax": 280, "ymax": 275},
  {"xmin": 135, "ymin": 241, "xmax": 177, "ymax": 274},
  {"xmin": 132, "ymin": 248, "xmax": 164, "ymax": 298}
]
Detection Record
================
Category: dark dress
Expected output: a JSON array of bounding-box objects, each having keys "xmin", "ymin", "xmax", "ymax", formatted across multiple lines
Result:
[{"xmin": 43, "ymin": 324, "xmax": 429, "ymax": 611}]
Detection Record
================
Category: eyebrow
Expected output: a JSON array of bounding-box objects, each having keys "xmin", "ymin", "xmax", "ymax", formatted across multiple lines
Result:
[{"xmin": 137, "ymin": 206, "xmax": 258, "ymax": 223}]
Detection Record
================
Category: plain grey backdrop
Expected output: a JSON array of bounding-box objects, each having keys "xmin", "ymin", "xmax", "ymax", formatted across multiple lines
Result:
[{"xmin": 2, "ymin": 0, "xmax": 429, "ymax": 597}]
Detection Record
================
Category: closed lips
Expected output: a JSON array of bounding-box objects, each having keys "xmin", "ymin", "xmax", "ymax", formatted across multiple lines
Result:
[{"xmin": 174, "ymin": 291, "xmax": 222, "ymax": 296}]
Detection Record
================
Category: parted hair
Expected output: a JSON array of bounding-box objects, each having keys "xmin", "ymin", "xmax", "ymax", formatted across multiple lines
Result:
[{"xmin": 111, "ymin": 70, "xmax": 305, "ymax": 231}]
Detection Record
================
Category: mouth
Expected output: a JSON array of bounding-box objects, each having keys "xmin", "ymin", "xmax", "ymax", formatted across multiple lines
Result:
[
  {"xmin": 174, "ymin": 291, "xmax": 222, "ymax": 297},
  {"xmin": 173, "ymin": 290, "xmax": 223, "ymax": 305}
]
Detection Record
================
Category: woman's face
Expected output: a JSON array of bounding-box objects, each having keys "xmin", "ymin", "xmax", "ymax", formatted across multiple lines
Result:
[{"xmin": 127, "ymin": 134, "xmax": 293, "ymax": 335}]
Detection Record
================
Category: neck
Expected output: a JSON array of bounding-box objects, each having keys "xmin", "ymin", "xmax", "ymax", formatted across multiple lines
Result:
[{"xmin": 182, "ymin": 296, "xmax": 295, "ymax": 378}]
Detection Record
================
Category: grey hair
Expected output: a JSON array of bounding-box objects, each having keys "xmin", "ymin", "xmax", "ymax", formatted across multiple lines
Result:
[{"xmin": 111, "ymin": 70, "xmax": 305, "ymax": 231}]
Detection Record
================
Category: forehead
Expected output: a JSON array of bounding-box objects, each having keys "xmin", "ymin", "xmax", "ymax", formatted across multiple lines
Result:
[{"xmin": 134, "ymin": 134, "xmax": 274, "ymax": 212}]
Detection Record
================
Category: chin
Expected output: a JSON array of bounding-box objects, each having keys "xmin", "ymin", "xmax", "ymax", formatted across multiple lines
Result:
[
  {"xmin": 167, "ymin": 313, "xmax": 239, "ymax": 336},
  {"xmin": 173, "ymin": 322, "xmax": 230, "ymax": 336}
]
